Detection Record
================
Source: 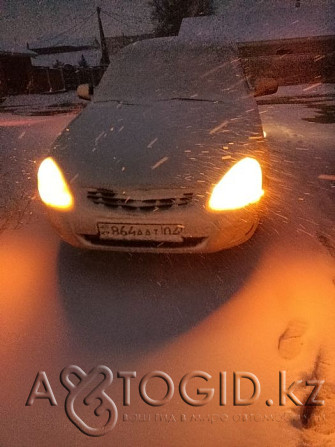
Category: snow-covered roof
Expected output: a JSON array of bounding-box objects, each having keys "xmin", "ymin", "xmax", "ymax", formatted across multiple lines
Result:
[
  {"xmin": 32, "ymin": 48, "xmax": 101, "ymax": 67},
  {"xmin": 29, "ymin": 36, "xmax": 100, "ymax": 51},
  {"xmin": 179, "ymin": 3, "xmax": 335, "ymax": 43},
  {"xmin": 0, "ymin": 41, "xmax": 36, "ymax": 57}
]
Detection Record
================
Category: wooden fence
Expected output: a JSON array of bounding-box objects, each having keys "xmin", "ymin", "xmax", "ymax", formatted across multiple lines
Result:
[{"xmin": 28, "ymin": 66, "xmax": 106, "ymax": 94}]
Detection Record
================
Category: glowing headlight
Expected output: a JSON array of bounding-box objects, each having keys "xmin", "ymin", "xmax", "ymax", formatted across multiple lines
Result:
[
  {"xmin": 208, "ymin": 157, "xmax": 263, "ymax": 211},
  {"xmin": 37, "ymin": 157, "xmax": 73, "ymax": 210}
]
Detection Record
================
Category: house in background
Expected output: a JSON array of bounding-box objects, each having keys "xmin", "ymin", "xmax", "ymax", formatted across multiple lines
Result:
[
  {"xmin": 29, "ymin": 33, "xmax": 156, "ymax": 67},
  {"xmin": 25, "ymin": 34, "xmax": 155, "ymax": 93},
  {"xmin": 0, "ymin": 32, "xmax": 156, "ymax": 96},
  {"xmin": 0, "ymin": 43, "xmax": 36, "ymax": 96},
  {"xmin": 28, "ymin": 37, "xmax": 101, "ymax": 68},
  {"xmin": 26, "ymin": 37, "xmax": 105, "ymax": 92},
  {"xmin": 179, "ymin": 3, "xmax": 335, "ymax": 85}
]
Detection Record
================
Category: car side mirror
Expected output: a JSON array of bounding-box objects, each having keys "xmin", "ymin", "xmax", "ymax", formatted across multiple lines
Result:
[
  {"xmin": 77, "ymin": 83, "xmax": 93, "ymax": 100},
  {"xmin": 253, "ymin": 78, "xmax": 278, "ymax": 97}
]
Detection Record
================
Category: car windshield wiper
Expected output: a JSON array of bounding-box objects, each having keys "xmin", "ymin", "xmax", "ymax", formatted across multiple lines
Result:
[
  {"xmin": 163, "ymin": 97, "xmax": 219, "ymax": 103},
  {"xmin": 94, "ymin": 99, "xmax": 145, "ymax": 106},
  {"xmin": 94, "ymin": 97, "xmax": 219, "ymax": 105}
]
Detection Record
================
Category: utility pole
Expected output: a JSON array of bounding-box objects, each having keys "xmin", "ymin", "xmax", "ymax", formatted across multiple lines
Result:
[{"xmin": 97, "ymin": 6, "xmax": 110, "ymax": 67}]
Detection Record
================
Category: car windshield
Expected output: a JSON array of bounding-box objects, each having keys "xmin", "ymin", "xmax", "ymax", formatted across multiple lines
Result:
[{"xmin": 94, "ymin": 39, "xmax": 246, "ymax": 103}]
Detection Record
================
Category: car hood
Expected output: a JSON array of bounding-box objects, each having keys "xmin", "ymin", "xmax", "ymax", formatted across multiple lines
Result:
[{"xmin": 52, "ymin": 99, "xmax": 265, "ymax": 191}]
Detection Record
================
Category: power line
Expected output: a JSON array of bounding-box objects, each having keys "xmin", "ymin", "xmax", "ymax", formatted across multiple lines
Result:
[
  {"xmin": 101, "ymin": 9, "xmax": 129, "ymax": 27},
  {"xmin": 102, "ymin": 6, "xmax": 149, "ymax": 22},
  {"xmin": 32, "ymin": 10, "xmax": 96, "ymax": 46},
  {"xmin": 27, "ymin": 7, "xmax": 150, "ymax": 50},
  {"xmin": 101, "ymin": 8, "xmax": 149, "ymax": 26}
]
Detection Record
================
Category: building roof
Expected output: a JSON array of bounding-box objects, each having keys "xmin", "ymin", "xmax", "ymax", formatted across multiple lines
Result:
[
  {"xmin": 0, "ymin": 41, "xmax": 36, "ymax": 57},
  {"xmin": 179, "ymin": 3, "xmax": 335, "ymax": 43},
  {"xmin": 29, "ymin": 36, "xmax": 100, "ymax": 52}
]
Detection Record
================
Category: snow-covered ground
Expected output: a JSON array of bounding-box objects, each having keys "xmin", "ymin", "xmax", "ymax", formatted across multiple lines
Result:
[
  {"xmin": 0, "ymin": 91, "xmax": 86, "ymax": 115},
  {"xmin": 261, "ymin": 83, "xmax": 335, "ymax": 99},
  {"xmin": 257, "ymin": 83, "xmax": 335, "ymax": 107},
  {"xmin": 0, "ymin": 95, "xmax": 334, "ymax": 446}
]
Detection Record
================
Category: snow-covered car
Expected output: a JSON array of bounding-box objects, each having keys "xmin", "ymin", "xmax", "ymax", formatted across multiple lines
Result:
[{"xmin": 37, "ymin": 37, "xmax": 276, "ymax": 253}]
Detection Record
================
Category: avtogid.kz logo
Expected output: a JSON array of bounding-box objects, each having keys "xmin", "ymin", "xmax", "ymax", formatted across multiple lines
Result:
[
  {"xmin": 25, "ymin": 366, "xmax": 325, "ymax": 437},
  {"xmin": 61, "ymin": 365, "xmax": 118, "ymax": 436}
]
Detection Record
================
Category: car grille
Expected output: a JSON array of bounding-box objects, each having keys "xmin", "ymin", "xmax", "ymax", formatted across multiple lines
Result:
[{"xmin": 86, "ymin": 188, "xmax": 194, "ymax": 212}]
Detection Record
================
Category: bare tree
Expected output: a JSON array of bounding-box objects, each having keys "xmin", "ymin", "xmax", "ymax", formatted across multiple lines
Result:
[{"xmin": 150, "ymin": 0, "xmax": 215, "ymax": 37}]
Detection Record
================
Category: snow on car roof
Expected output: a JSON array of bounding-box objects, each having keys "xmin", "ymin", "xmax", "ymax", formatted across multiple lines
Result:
[{"xmin": 94, "ymin": 37, "xmax": 246, "ymax": 104}]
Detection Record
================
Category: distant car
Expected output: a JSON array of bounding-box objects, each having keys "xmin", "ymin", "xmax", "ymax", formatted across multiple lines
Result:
[{"xmin": 37, "ymin": 37, "xmax": 277, "ymax": 253}]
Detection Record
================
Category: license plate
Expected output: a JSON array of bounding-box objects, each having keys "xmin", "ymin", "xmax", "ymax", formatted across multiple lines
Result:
[{"xmin": 97, "ymin": 223, "xmax": 184, "ymax": 242}]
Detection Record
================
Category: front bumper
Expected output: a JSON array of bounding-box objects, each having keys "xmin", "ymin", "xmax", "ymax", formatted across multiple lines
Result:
[{"xmin": 46, "ymin": 198, "xmax": 260, "ymax": 253}]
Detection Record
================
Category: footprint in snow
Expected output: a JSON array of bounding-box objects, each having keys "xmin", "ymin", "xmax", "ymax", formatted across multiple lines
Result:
[{"xmin": 278, "ymin": 319, "xmax": 308, "ymax": 360}]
